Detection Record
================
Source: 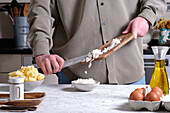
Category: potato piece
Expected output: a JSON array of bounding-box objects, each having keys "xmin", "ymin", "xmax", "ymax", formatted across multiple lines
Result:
[{"xmin": 8, "ymin": 65, "xmax": 45, "ymax": 81}]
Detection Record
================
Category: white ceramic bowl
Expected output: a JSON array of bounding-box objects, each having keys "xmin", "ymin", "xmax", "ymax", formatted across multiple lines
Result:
[
  {"xmin": 24, "ymin": 80, "xmax": 44, "ymax": 91},
  {"xmin": 72, "ymin": 80, "xmax": 100, "ymax": 91}
]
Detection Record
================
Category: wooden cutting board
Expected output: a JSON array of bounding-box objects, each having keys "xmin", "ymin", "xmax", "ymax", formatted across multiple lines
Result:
[
  {"xmin": 0, "ymin": 92, "xmax": 45, "ymax": 112},
  {"xmin": 81, "ymin": 33, "xmax": 134, "ymax": 63}
]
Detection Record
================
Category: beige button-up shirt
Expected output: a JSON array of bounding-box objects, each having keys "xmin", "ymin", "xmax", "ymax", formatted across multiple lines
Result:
[{"xmin": 27, "ymin": 0, "xmax": 167, "ymax": 84}]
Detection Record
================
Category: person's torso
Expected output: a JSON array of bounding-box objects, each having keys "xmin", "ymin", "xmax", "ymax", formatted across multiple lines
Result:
[{"xmin": 51, "ymin": 0, "xmax": 144, "ymax": 84}]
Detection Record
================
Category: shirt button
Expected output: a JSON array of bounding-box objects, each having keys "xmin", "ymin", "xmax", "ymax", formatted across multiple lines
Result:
[
  {"xmin": 101, "ymin": 2, "xmax": 104, "ymax": 6},
  {"xmin": 103, "ymin": 21, "xmax": 106, "ymax": 25}
]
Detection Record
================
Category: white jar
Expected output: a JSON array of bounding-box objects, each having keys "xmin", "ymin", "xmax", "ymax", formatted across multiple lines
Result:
[{"xmin": 9, "ymin": 77, "xmax": 24, "ymax": 101}]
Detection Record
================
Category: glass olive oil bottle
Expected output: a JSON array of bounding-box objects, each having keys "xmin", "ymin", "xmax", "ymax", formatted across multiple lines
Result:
[
  {"xmin": 150, "ymin": 59, "xmax": 169, "ymax": 95},
  {"xmin": 150, "ymin": 46, "xmax": 169, "ymax": 96}
]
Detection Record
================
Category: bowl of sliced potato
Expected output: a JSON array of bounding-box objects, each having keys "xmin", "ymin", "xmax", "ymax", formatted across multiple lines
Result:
[
  {"xmin": 8, "ymin": 65, "xmax": 45, "ymax": 91},
  {"xmin": 24, "ymin": 80, "xmax": 44, "ymax": 91}
]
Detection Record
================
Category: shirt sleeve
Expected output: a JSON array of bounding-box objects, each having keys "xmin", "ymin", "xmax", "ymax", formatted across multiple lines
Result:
[
  {"xmin": 26, "ymin": 0, "xmax": 58, "ymax": 57},
  {"xmin": 138, "ymin": 0, "xmax": 167, "ymax": 27}
]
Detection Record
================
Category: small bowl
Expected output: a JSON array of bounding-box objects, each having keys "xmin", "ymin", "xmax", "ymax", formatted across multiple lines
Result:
[
  {"xmin": 72, "ymin": 80, "xmax": 100, "ymax": 91},
  {"xmin": 24, "ymin": 80, "xmax": 44, "ymax": 91}
]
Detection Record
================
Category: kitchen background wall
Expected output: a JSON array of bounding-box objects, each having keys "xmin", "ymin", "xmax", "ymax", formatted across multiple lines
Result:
[{"xmin": 0, "ymin": 0, "xmax": 170, "ymax": 39}]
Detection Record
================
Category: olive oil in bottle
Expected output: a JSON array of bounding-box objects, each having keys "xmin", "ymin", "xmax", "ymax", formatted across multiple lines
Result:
[
  {"xmin": 150, "ymin": 46, "xmax": 169, "ymax": 96},
  {"xmin": 150, "ymin": 59, "xmax": 169, "ymax": 95}
]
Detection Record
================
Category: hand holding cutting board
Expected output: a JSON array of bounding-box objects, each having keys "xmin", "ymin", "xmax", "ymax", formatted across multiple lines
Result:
[{"xmin": 123, "ymin": 17, "xmax": 150, "ymax": 39}]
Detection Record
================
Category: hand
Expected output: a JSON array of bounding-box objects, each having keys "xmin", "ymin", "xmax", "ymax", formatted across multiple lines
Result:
[
  {"xmin": 122, "ymin": 17, "xmax": 150, "ymax": 39},
  {"xmin": 35, "ymin": 54, "xmax": 64, "ymax": 75}
]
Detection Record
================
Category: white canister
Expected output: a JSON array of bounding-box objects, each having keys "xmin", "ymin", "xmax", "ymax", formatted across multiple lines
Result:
[{"xmin": 9, "ymin": 77, "xmax": 24, "ymax": 101}]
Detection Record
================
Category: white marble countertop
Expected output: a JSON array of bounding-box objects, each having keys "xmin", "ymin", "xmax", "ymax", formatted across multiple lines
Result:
[{"xmin": 0, "ymin": 84, "xmax": 169, "ymax": 113}]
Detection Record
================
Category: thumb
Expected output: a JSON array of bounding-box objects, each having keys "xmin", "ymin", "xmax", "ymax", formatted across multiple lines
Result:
[{"xmin": 122, "ymin": 23, "xmax": 131, "ymax": 34}]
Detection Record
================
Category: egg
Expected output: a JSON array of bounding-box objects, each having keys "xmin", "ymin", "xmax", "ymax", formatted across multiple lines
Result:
[
  {"xmin": 145, "ymin": 91, "xmax": 160, "ymax": 101},
  {"xmin": 151, "ymin": 90, "xmax": 163, "ymax": 98},
  {"xmin": 129, "ymin": 91, "xmax": 144, "ymax": 101},
  {"xmin": 151, "ymin": 87, "xmax": 163, "ymax": 97},
  {"xmin": 134, "ymin": 88, "xmax": 144, "ymax": 94}
]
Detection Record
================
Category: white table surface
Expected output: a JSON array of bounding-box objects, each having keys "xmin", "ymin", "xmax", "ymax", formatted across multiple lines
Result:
[{"xmin": 0, "ymin": 84, "xmax": 169, "ymax": 113}]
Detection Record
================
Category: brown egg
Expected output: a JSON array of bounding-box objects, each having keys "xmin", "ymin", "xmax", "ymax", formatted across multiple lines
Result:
[
  {"xmin": 145, "ymin": 91, "xmax": 160, "ymax": 101},
  {"xmin": 151, "ymin": 87, "xmax": 163, "ymax": 97},
  {"xmin": 152, "ymin": 90, "xmax": 163, "ymax": 98},
  {"xmin": 129, "ymin": 91, "xmax": 144, "ymax": 101},
  {"xmin": 134, "ymin": 88, "xmax": 144, "ymax": 94}
]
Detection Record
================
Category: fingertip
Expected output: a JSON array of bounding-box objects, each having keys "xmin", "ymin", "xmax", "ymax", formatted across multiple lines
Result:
[
  {"xmin": 44, "ymin": 72, "xmax": 48, "ymax": 75},
  {"xmin": 44, "ymin": 70, "xmax": 49, "ymax": 75},
  {"xmin": 123, "ymin": 28, "xmax": 130, "ymax": 34},
  {"xmin": 58, "ymin": 61, "xmax": 64, "ymax": 72},
  {"xmin": 133, "ymin": 33, "xmax": 137, "ymax": 39},
  {"xmin": 122, "ymin": 31, "xmax": 127, "ymax": 34},
  {"xmin": 58, "ymin": 67, "xmax": 62, "ymax": 72},
  {"xmin": 40, "ymin": 66, "xmax": 48, "ymax": 75}
]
